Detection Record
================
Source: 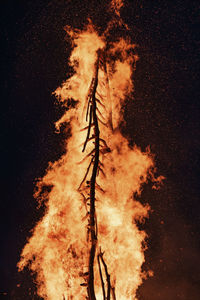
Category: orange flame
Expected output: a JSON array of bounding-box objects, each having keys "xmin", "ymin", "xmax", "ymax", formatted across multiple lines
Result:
[{"xmin": 18, "ymin": 20, "xmax": 163, "ymax": 300}]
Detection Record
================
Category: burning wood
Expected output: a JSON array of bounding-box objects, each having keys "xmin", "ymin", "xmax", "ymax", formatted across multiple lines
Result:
[{"xmin": 18, "ymin": 1, "xmax": 163, "ymax": 299}]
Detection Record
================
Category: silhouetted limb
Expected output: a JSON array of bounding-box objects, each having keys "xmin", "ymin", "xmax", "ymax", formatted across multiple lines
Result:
[
  {"xmin": 87, "ymin": 50, "xmax": 101, "ymax": 300},
  {"xmin": 97, "ymin": 116, "xmax": 108, "ymax": 127},
  {"xmin": 78, "ymin": 157, "xmax": 94, "ymax": 190},
  {"xmin": 80, "ymin": 123, "xmax": 94, "ymax": 132},
  {"xmin": 97, "ymin": 253, "xmax": 106, "ymax": 300},
  {"xmin": 111, "ymin": 286, "xmax": 116, "ymax": 300},
  {"xmin": 96, "ymin": 91, "xmax": 105, "ymax": 101},
  {"xmin": 86, "ymin": 99, "xmax": 91, "ymax": 122},
  {"xmin": 78, "ymin": 49, "xmax": 114, "ymax": 300},
  {"xmin": 97, "ymin": 165, "xmax": 106, "ymax": 177},
  {"xmin": 80, "ymin": 192, "xmax": 90, "ymax": 210},
  {"xmin": 96, "ymin": 106, "xmax": 106, "ymax": 120},
  {"xmin": 95, "ymin": 182, "xmax": 105, "ymax": 193},
  {"xmin": 99, "ymin": 138, "xmax": 109, "ymax": 149},
  {"xmin": 83, "ymin": 105, "xmax": 93, "ymax": 152},
  {"xmin": 77, "ymin": 149, "xmax": 95, "ymax": 164},
  {"xmin": 95, "ymin": 98, "xmax": 106, "ymax": 109},
  {"xmin": 98, "ymin": 249, "xmax": 111, "ymax": 300}
]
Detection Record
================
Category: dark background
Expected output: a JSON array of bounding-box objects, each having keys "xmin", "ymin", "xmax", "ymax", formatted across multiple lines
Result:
[{"xmin": 1, "ymin": 0, "xmax": 200, "ymax": 299}]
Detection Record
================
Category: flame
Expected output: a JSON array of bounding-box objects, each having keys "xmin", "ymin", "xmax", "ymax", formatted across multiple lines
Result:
[
  {"xmin": 110, "ymin": 0, "xmax": 124, "ymax": 17},
  {"xmin": 18, "ymin": 13, "xmax": 163, "ymax": 300}
]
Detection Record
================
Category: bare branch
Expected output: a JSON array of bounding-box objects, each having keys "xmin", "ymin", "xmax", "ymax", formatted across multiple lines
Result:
[
  {"xmin": 80, "ymin": 123, "xmax": 94, "ymax": 132},
  {"xmin": 99, "ymin": 138, "xmax": 110, "ymax": 150},
  {"xmin": 79, "ymin": 135, "xmax": 95, "ymax": 148},
  {"xmin": 82, "ymin": 212, "xmax": 90, "ymax": 222},
  {"xmin": 80, "ymin": 283, "xmax": 88, "ymax": 287},
  {"xmin": 111, "ymin": 287, "xmax": 117, "ymax": 300},
  {"xmin": 98, "ymin": 250, "xmax": 111, "ymax": 300},
  {"xmin": 95, "ymin": 182, "xmax": 105, "ymax": 193},
  {"xmin": 99, "ymin": 147, "xmax": 111, "ymax": 155},
  {"xmin": 95, "ymin": 98, "xmax": 106, "ymax": 109},
  {"xmin": 96, "ymin": 91, "xmax": 105, "ymax": 100},
  {"xmin": 83, "ymin": 105, "xmax": 93, "ymax": 152},
  {"xmin": 77, "ymin": 149, "xmax": 95, "ymax": 164},
  {"xmin": 80, "ymin": 193, "xmax": 89, "ymax": 211},
  {"xmin": 96, "ymin": 106, "xmax": 106, "ymax": 120},
  {"xmin": 78, "ymin": 157, "xmax": 94, "ymax": 190},
  {"xmin": 87, "ymin": 50, "xmax": 101, "ymax": 300},
  {"xmin": 97, "ymin": 254, "xmax": 106, "ymax": 300},
  {"xmin": 86, "ymin": 99, "xmax": 91, "ymax": 122},
  {"xmin": 98, "ymin": 166, "xmax": 106, "ymax": 177},
  {"xmin": 97, "ymin": 116, "xmax": 108, "ymax": 127},
  {"xmin": 98, "ymin": 159, "xmax": 104, "ymax": 167},
  {"xmin": 78, "ymin": 49, "xmax": 114, "ymax": 300}
]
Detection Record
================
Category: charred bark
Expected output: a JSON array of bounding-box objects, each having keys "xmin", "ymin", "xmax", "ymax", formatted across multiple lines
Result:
[
  {"xmin": 87, "ymin": 52, "xmax": 100, "ymax": 300},
  {"xmin": 98, "ymin": 250, "xmax": 111, "ymax": 300},
  {"xmin": 78, "ymin": 49, "xmax": 116, "ymax": 300}
]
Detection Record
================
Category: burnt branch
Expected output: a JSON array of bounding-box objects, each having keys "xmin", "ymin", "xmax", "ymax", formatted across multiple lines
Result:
[
  {"xmin": 98, "ymin": 166, "xmax": 106, "ymax": 177},
  {"xmin": 86, "ymin": 99, "xmax": 91, "ymax": 122},
  {"xmin": 80, "ymin": 124, "xmax": 95, "ymax": 132},
  {"xmin": 83, "ymin": 104, "xmax": 93, "ymax": 152},
  {"xmin": 102, "ymin": 51, "xmax": 113, "ymax": 131},
  {"xmin": 96, "ymin": 106, "xmax": 106, "ymax": 120},
  {"xmin": 99, "ymin": 138, "xmax": 109, "ymax": 149},
  {"xmin": 95, "ymin": 182, "xmax": 105, "ymax": 193},
  {"xmin": 78, "ymin": 157, "xmax": 94, "ymax": 190},
  {"xmin": 96, "ymin": 91, "xmax": 105, "ymax": 101},
  {"xmin": 77, "ymin": 149, "xmax": 95, "ymax": 164},
  {"xmin": 97, "ymin": 116, "xmax": 108, "ymax": 127},
  {"xmin": 97, "ymin": 254, "xmax": 106, "ymax": 300},
  {"xmin": 111, "ymin": 287, "xmax": 116, "ymax": 300},
  {"xmin": 82, "ymin": 212, "xmax": 90, "ymax": 222},
  {"xmin": 87, "ymin": 51, "xmax": 101, "ymax": 300},
  {"xmin": 98, "ymin": 249, "xmax": 111, "ymax": 300},
  {"xmin": 80, "ymin": 193, "xmax": 88, "ymax": 211},
  {"xmin": 95, "ymin": 98, "xmax": 106, "ymax": 109},
  {"xmin": 78, "ymin": 49, "xmax": 114, "ymax": 300}
]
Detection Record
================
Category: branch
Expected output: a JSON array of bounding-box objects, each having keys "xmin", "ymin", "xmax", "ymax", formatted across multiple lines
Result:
[
  {"xmin": 77, "ymin": 149, "xmax": 95, "ymax": 164},
  {"xmin": 102, "ymin": 52, "xmax": 113, "ymax": 131},
  {"xmin": 80, "ymin": 193, "xmax": 89, "ymax": 211},
  {"xmin": 98, "ymin": 250, "xmax": 111, "ymax": 300},
  {"xmin": 78, "ymin": 157, "xmax": 94, "ymax": 190},
  {"xmin": 111, "ymin": 287, "xmax": 116, "ymax": 300},
  {"xmin": 97, "ymin": 254, "xmax": 106, "ymax": 300},
  {"xmin": 83, "ymin": 105, "xmax": 93, "ymax": 152},
  {"xmin": 99, "ymin": 138, "xmax": 109, "ymax": 149},
  {"xmin": 95, "ymin": 182, "xmax": 105, "ymax": 193},
  {"xmin": 80, "ymin": 123, "xmax": 94, "ymax": 132},
  {"xmin": 82, "ymin": 212, "xmax": 90, "ymax": 222},
  {"xmin": 96, "ymin": 106, "xmax": 106, "ymax": 120},
  {"xmin": 87, "ymin": 50, "xmax": 101, "ymax": 300},
  {"xmin": 86, "ymin": 99, "xmax": 91, "ymax": 122},
  {"xmin": 97, "ymin": 116, "xmax": 108, "ymax": 127},
  {"xmin": 95, "ymin": 98, "xmax": 106, "ymax": 109},
  {"xmin": 98, "ymin": 166, "xmax": 106, "ymax": 177},
  {"xmin": 96, "ymin": 91, "xmax": 105, "ymax": 100}
]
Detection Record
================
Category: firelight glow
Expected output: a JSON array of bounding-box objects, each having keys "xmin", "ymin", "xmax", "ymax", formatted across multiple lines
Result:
[{"xmin": 18, "ymin": 2, "xmax": 163, "ymax": 299}]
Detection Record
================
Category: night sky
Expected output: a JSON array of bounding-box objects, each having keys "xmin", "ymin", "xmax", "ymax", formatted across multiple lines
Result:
[{"xmin": 1, "ymin": 0, "xmax": 200, "ymax": 299}]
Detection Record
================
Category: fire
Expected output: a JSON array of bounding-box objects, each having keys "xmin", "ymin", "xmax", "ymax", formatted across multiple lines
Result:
[{"xmin": 18, "ymin": 2, "xmax": 163, "ymax": 300}]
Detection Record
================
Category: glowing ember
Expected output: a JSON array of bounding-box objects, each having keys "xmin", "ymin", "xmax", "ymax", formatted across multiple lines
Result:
[{"xmin": 18, "ymin": 1, "xmax": 163, "ymax": 299}]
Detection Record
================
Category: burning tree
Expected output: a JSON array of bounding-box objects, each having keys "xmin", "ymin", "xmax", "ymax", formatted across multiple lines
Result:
[{"xmin": 18, "ymin": 2, "xmax": 163, "ymax": 299}]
